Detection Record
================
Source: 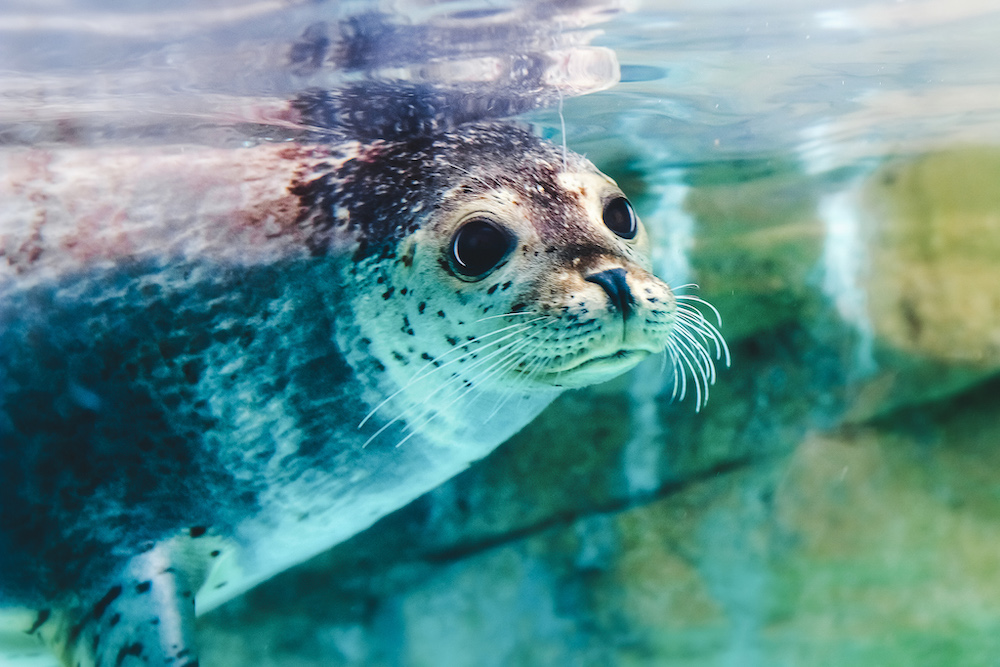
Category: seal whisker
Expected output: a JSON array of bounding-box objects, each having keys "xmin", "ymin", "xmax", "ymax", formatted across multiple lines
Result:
[
  {"xmin": 403, "ymin": 317, "xmax": 547, "ymax": 382},
  {"xmin": 457, "ymin": 334, "xmax": 550, "ymax": 425},
  {"xmin": 664, "ymin": 338, "xmax": 688, "ymax": 402},
  {"xmin": 677, "ymin": 333, "xmax": 713, "ymax": 407},
  {"xmin": 670, "ymin": 334, "xmax": 705, "ymax": 410},
  {"xmin": 394, "ymin": 329, "xmax": 551, "ymax": 445},
  {"xmin": 674, "ymin": 305, "xmax": 731, "ymax": 367},
  {"xmin": 412, "ymin": 316, "xmax": 552, "ymax": 377},
  {"xmin": 673, "ymin": 318, "xmax": 717, "ymax": 399},
  {"xmin": 486, "ymin": 327, "xmax": 563, "ymax": 421},
  {"xmin": 674, "ymin": 293, "xmax": 725, "ymax": 327},
  {"xmin": 362, "ymin": 330, "xmax": 544, "ymax": 448},
  {"xmin": 675, "ymin": 301, "xmax": 729, "ymax": 353},
  {"xmin": 672, "ymin": 322, "xmax": 717, "ymax": 384},
  {"xmin": 456, "ymin": 325, "xmax": 554, "ymax": 401},
  {"xmin": 376, "ymin": 319, "xmax": 556, "ymax": 447},
  {"xmin": 357, "ymin": 318, "xmax": 547, "ymax": 430}
]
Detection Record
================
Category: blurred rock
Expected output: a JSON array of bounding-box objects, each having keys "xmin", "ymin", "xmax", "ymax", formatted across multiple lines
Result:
[
  {"xmin": 683, "ymin": 159, "xmax": 826, "ymax": 342},
  {"xmin": 862, "ymin": 148, "xmax": 1000, "ymax": 367},
  {"xmin": 837, "ymin": 148, "xmax": 1000, "ymax": 419}
]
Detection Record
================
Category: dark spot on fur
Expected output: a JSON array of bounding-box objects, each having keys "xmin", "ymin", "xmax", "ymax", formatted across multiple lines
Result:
[
  {"xmin": 400, "ymin": 287, "xmax": 408, "ymax": 295},
  {"xmin": 93, "ymin": 585, "xmax": 122, "ymax": 621},
  {"xmin": 189, "ymin": 526, "xmax": 207, "ymax": 538},
  {"xmin": 109, "ymin": 613, "xmax": 121, "ymax": 627},
  {"xmin": 418, "ymin": 301, "xmax": 426, "ymax": 313},
  {"xmin": 512, "ymin": 302, "xmax": 527, "ymax": 312},
  {"xmin": 136, "ymin": 581, "xmax": 152, "ymax": 594},
  {"xmin": 210, "ymin": 550, "xmax": 221, "ymax": 558},
  {"xmin": 150, "ymin": 618, "xmax": 160, "ymax": 625},
  {"xmin": 437, "ymin": 310, "xmax": 446, "ymax": 318},
  {"xmin": 446, "ymin": 336, "xmax": 459, "ymax": 346},
  {"xmin": 181, "ymin": 360, "xmax": 202, "ymax": 384},
  {"xmin": 501, "ymin": 281, "xmax": 512, "ymax": 291},
  {"xmin": 487, "ymin": 283, "xmax": 499, "ymax": 295},
  {"xmin": 382, "ymin": 287, "xmax": 395, "ymax": 300},
  {"xmin": 392, "ymin": 351, "xmax": 408, "ymax": 364},
  {"xmin": 27, "ymin": 609, "xmax": 50, "ymax": 635},
  {"xmin": 376, "ymin": 276, "xmax": 385, "ymax": 284},
  {"xmin": 157, "ymin": 338, "xmax": 183, "ymax": 361},
  {"xmin": 115, "ymin": 642, "xmax": 143, "ymax": 667}
]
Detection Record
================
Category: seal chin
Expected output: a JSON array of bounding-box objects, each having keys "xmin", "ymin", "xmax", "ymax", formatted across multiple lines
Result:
[{"xmin": 535, "ymin": 348, "xmax": 651, "ymax": 389}]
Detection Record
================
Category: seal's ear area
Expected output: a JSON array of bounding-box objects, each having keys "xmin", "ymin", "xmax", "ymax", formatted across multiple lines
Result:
[{"xmin": 46, "ymin": 546, "xmax": 199, "ymax": 667}]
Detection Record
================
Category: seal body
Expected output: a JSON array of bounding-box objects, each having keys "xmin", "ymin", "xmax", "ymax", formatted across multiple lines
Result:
[{"xmin": 0, "ymin": 124, "xmax": 697, "ymax": 666}]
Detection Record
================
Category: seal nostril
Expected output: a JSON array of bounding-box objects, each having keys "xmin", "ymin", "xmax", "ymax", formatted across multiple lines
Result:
[{"xmin": 585, "ymin": 268, "xmax": 633, "ymax": 319}]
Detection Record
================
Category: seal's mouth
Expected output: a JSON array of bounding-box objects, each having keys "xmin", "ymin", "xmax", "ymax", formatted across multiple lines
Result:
[{"xmin": 533, "ymin": 348, "xmax": 650, "ymax": 388}]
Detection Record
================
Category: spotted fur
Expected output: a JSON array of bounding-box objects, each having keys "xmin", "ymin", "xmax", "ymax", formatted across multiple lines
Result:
[{"xmin": 0, "ymin": 123, "xmax": 722, "ymax": 666}]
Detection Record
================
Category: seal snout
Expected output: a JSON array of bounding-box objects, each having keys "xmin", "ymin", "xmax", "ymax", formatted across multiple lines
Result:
[{"xmin": 585, "ymin": 268, "xmax": 634, "ymax": 320}]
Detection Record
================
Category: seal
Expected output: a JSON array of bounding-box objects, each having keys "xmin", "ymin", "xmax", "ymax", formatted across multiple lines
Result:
[{"xmin": 0, "ymin": 117, "xmax": 726, "ymax": 666}]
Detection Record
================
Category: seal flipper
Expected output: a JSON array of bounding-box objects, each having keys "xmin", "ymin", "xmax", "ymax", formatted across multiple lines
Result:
[{"xmin": 53, "ymin": 545, "xmax": 198, "ymax": 667}]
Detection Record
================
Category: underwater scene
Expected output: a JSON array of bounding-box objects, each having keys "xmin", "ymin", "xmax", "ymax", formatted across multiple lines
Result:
[{"xmin": 2, "ymin": 0, "xmax": 1000, "ymax": 665}]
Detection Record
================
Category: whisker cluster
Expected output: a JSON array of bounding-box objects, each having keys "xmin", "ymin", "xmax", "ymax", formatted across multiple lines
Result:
[
  {"xmin": 664, "ymin": 287, "xmax": 730, "ymax": 412},
  {"xmin": 357, "ymin": 311, "xmax": 558, "ymax": 448}
]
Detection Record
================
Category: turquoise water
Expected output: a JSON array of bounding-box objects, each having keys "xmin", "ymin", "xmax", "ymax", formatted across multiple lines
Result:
[{"xmin": 4, "ymin": 1, "xmax": 1000, "ymax": 665}]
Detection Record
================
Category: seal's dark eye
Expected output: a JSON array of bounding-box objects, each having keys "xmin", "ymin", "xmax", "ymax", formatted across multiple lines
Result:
[
  {"xmin": 450, "ymin": 218, "xmax": 512, "ymax": 278},
  {"xmin": 603, "ymin": 197, "xmax": 637, "ymax": 240}
]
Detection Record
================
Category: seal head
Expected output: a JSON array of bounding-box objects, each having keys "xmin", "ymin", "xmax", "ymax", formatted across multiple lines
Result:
[{"xmin": 333, "ymin": 124, "xmax": 677, "ymax": 452}]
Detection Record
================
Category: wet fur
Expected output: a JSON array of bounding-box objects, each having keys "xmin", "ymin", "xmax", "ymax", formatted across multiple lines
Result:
[{"xmin": 0, "ymin": 123, "xmax": 717, "ymax": 666}]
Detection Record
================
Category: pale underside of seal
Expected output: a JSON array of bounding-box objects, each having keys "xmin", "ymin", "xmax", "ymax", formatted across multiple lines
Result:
[{"xmin": 0, "ymin": 119, "xmax": 726, "ymax": 667}]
